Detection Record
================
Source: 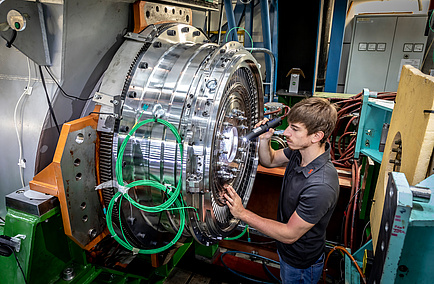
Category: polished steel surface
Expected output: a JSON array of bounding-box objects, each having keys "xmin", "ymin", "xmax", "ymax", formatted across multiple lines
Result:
[
  {"xmin": 5, "ymin": 186, "xmax": 58, "ymax": 216},
  {"xmin": 98, "ymin": 23, "xmax": 263, "ymax": 246}
]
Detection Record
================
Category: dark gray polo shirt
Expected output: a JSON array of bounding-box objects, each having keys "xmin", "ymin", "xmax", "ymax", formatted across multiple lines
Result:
[{"xmin": 277, "ymin": 142, "xmax": 339, "ymax": 269}]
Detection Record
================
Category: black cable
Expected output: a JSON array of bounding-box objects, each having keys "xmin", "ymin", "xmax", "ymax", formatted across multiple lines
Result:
[
  {"xmin": 39, "ymin": 66, "xmax": 61, "ymax": 134},
  {"xmin": 6, "ymin": 30, "xmax": 17, "ymax": 48},
  {"xmin": 262, "ymin": 261, "xmax": 281, "ymax": 284},
  {"xmin": 89, "ymin": 112, "xmax": 115, "ymax": 116},
  {"xmin": 44, "ymin": 66, "xmax": 92, "ymax": 101},
  {"xmin": 220, "ymin": 251, "xmax": 280, "ymax": 284},
  {"xmin": 12, "ymin": 250, "xmax": 28, "ymax": 284},
  {"xmin": 2, "ymin": 245, "xmax": 28, "ymax": 284},
  {"xmin": 234, "ymin": 239, "xmax": 276, "ymax": 245},
  {"xmin": 0, "ymin": 216, "xmax": 5, "ymax": 222}
]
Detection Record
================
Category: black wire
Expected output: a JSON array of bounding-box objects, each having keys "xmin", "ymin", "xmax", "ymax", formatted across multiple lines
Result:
[
  {"xmin": 0, "ymin": 216, "xmax": 5, "ymax": 222},
  {"xmin": 12, "ymin": 250, "xmax": 28, "ymax": 284},
  {"xmin": 39, "ymin": 66, "xmax": 61, "ymax": 134},
  {"xmin": 234, "ymin": 239, "xmax": 276, "ymax": 245},
  {"xmin": 220, "ymin": 251, "xmax": 280, "ymax": 284},
  {"xmin": 262, "ymin": 261, "xmax": 281, "ymax": 284},
  {"xmin": 44, "ymin": 66, "xmax": 92, "ymax": 101},
  {"xmin": 89, "ymin": 112, "xmax": 115, "ymax": 116},
  {"xmin": 3, "ymin": 246, "xmax": 28, "ymax": 284}
]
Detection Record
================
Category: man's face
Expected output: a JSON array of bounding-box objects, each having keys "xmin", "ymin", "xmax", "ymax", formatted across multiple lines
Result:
[{"xmin": 283, "ymin": 121, "xmax": 313, "ymax": 150}]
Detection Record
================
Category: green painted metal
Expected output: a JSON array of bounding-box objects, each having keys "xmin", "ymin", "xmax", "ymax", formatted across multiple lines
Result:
[
  {"xmin": 351, "ymin": 173, "xmax": 434, "ymax": 283},
  {"xmin": 0, "ymin": 205, "xmax": 193, "ymax": 284},
  {"xmin": 393, "ymin": 174, "xmax": 434, "ymax": 283},
  {"xmin": 155, "ymin": 238, "xmax": 193, "ymax": 279},
  {"xmin": 1, "ymin": 207, "xmax": 72, "ymax": 284},
  {"xmin": 359, "ymin": 156, "xmax": 380, "ymax": 220},
  {"xmin": 194, "ymin": 242, "xmax": 219, "ymax": 259},
  {"xmin": 354, "ymin": 89, "xmax": 393, "ymax": 163},
  {"xmin": 344, "ymin": 240, "xmax": 373, "ymax": 284}
]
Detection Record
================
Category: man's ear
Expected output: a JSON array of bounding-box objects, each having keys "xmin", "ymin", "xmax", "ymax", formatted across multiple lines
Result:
[{"xmin": 311, "ymin": 131, "xmax": 324, "ymax": 144}]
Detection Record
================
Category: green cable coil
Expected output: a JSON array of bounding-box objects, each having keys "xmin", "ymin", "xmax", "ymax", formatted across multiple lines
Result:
[{"xmin": 106, "ymin": 118, "xmax": 188, "ymax": 254}]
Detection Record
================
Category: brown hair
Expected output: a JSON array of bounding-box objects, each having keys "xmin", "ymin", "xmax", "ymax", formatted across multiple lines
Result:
[{"xmin": 287, "ymin": 97, "xmax": 337, "ymax": 144}]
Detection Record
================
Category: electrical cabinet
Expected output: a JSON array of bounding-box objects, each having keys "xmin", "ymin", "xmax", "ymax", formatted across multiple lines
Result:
[{"xmin": 345, "ymin": 15, "xmax": 427, "ymax": 94}]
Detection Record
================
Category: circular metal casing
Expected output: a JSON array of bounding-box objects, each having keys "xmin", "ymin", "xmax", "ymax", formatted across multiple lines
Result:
[{"xmin": 98, "ymin": 23, "xmax": 263, "ymax": 246}]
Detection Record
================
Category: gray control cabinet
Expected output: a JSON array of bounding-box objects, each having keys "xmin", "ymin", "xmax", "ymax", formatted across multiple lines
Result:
[{"xmin": 345, "ymin": 15, "xmax": 427, "ymax": 94}]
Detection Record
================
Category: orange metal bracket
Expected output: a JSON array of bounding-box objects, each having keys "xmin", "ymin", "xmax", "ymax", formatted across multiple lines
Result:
[{"xmin": 29, "ymin": 106, "xmax": 108, "ymax": 250}]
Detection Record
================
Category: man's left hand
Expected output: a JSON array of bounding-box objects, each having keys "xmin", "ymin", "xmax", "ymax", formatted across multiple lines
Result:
[{"xmin": 224, "ymin": 185, "xmax": 245, "ymax": 220}]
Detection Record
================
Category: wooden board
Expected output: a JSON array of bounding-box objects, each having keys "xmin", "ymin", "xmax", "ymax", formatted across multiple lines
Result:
[{"xmin": 370, "ymin": 65, "xmax": 434, "ymax": 250}]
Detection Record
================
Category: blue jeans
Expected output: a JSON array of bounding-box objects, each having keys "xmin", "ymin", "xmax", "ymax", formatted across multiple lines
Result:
[{"xmin": 279, "ymin": 253, "xmax": 324, "ymax": 284}]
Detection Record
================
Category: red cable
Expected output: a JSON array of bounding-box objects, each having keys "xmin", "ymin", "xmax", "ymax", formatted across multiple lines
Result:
[
  {"xmin": 344, "ymin": 162, "xmax": 356, "ymax": 247},
  {"xmin": 350, "ymin": 160, "xmax": 361, "ymax": 251}
]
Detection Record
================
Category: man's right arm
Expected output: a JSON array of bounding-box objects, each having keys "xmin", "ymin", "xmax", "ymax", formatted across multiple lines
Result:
[{"xmin": 255, "ymin": 119, "xmax": 289, "ymax": 168}]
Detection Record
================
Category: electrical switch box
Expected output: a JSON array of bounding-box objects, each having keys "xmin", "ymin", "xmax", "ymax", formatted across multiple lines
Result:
[{"xmin": 345, "ymin": 15, "xmax": 427, "ymax": 94}]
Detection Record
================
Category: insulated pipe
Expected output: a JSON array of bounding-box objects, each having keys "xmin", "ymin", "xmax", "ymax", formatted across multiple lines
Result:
[
  {"xmin": 246, "ymin": 47, "xmax": 276, "ymax": 102},
  {"xmin": 260, "ymin": 0, "xmax": 272, "ymax": 98},
  {"xmin": 217, "ymin": 0, "xmax": 224, "ymax": 45},
  {"xmin": 224, "ymin": 0, "xmax": 237, "ymax": 42}
]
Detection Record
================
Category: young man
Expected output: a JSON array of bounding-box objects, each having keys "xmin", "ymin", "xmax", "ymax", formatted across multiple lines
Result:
[{"xmin": 224, "ymin": 97, "xmax": 339, "ymax": 284}]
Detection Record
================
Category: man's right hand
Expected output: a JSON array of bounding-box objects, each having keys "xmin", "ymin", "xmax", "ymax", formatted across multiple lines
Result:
[{"xmin": 255, "ymin": 118, "xmax": 274, "ymax": 140}]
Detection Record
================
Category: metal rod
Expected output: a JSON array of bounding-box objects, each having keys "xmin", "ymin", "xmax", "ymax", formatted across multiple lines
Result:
[
  {"xmin": 217, "ymin": 0, "xmax": 224, "ymax": 45},
  {"xmin": 224, "ymin": 0, "xmax": 237, "ymax": 42},
  {"xmin": 260, "ymin": 0, "xmax": 272, "ymax": 98},
  {"xmin": 245, "ymin": 47, "xmax": 276, "ymax": 102}
]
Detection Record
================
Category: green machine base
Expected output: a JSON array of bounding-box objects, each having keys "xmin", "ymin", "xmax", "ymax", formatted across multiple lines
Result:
[{"xmin": 0, "ymin": 201, "xmax": 192, "ymax": 284}]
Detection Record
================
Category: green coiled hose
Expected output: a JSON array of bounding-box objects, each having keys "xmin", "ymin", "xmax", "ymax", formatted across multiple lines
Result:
[{"xmin": 106, "ymin": 118, "xmax": 188, "ymax": 254}]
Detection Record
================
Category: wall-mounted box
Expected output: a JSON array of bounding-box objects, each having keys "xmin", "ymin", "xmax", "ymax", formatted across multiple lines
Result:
[{"xmin": 345, "ymin": 15, "xmax": 427, "ymax": 94}]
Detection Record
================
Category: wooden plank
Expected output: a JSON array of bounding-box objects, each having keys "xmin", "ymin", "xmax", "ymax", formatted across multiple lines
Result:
[
  {"xmin": 371, "ymin": 65, "xmax": 434, "ymax": 250},
  {"xmin": 257, "ymin": 165, "xmax": 352, "ymax": 187},
  {"xmin": 189, "ymin": 274, "xmax": 211, "ymax": 284},
  {"xmin": 164, "ymin": 267, "xmax": 192, "ymax": 284},
  {"xmin": 257, "ymin": 165, "xmax": 285, "ymax": 176}
]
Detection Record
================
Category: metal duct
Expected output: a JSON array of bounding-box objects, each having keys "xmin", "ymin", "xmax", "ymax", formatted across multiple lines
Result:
[{"xmin": 96, "ymin": 23, "xmax": 263, "ymax": 247}]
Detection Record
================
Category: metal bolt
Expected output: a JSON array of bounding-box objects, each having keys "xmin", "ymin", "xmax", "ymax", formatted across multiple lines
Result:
[
  {"xmin": 237, "ymin": 116, "xmax": 247, "ymax": 121},
  {"xmin": 139, "ymin": 62, "xmax": 148, "ymax": 69},
  {"xmin": 62, "ymin": 267, "xmax": 75, "ymax": 281},
  {"xmin": 206, "ymin": 79, "xmax": 217, "ymax": 91},
  {"xmin": 112, "ymin": 100, "xmax": 119, "ymax": 106},
  {"xmin": 232, "ymin": 109, "xmax": 244, "ymax": 115},
  {"xmin": 88, "ymin": 229, "xmax": 97, "ymax": 239}
]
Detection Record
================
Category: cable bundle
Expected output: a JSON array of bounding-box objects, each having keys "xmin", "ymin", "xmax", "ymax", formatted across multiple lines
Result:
[
  {"xmin": 106, "ymin": 118, "xmax": 194, "ymax": 254},
  {"xmin": 330, "ymin": 91, "xmax": 396, "ymax": 168}
]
